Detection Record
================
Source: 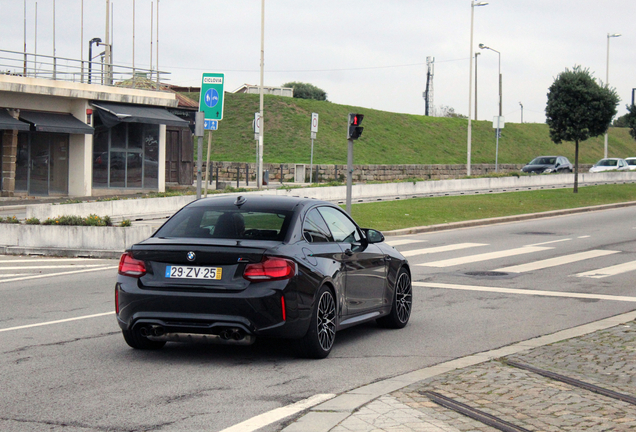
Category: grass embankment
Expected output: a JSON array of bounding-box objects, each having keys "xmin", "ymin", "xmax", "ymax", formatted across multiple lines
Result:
[
  {"xmin": 349, "ymin": 184, "xmax": 636, "ymax": 231},
  {"xmin": 190, "ymin": 92, "xmax": 636, "ymax": 166}
]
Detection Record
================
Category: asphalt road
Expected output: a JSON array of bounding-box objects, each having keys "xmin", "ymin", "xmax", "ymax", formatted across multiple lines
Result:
[{"xmin": 1, "ymin": 206, "xmax": 635, "ymax": 431}]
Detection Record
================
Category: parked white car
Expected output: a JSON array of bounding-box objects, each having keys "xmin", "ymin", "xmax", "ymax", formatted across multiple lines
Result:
[
  {"xmin": 625, "ymin": 157, "xmax": 636, "ymax": 171},
  {"xmin": 589, "ymin": 158, "xmax": 629, "ymax": 173}
]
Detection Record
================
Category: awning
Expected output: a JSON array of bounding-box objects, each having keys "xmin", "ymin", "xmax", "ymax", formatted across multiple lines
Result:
[
  {"xmin": 0, "ymin": 109, "xmax": 30, "ymax": 131},
  {"xmin": 92, "ymin": 102, "xmax": 189, "ymax": 128},
  {"xmin": 19, "ymin": 110, "xmax": 94, "ymax": 134}
]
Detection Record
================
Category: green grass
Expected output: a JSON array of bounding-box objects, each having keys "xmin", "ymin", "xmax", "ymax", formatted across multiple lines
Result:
[
  {"xmin": 191, "ymin": 92, "xmax": 636, "ymax": 166},
  {"xmin": 349, "ymin": 183, "xmax": 636, "ymax": 231}
]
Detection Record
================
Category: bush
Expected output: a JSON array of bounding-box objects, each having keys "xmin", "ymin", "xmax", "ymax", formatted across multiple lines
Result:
[
  {"xmin": 42, "ymin": 214, "xmax": 113, "ymax": 226},
  {"xmin": 25, "ymin": 217, "xmax": 41, "ymax": 225},
  {"xmin": 0, "ymin": 216, "xmax": 20, "ymax": 224},
  {"xmin": 120, "ymin": 219, "xmax": 132, "ymax": 227}
]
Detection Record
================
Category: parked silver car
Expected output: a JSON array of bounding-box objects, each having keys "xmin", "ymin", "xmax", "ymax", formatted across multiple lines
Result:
[{"xmin": 589, "ymin": 158, "xmax": 629, "ymax": 173}]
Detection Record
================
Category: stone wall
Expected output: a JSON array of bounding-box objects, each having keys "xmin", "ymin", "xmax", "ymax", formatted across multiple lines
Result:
[{"xmin": 195, "ymin": 162, "xmax": 594, "ymax": 184}]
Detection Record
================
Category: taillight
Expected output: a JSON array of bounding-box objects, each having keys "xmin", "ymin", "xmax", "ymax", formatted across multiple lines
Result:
[
  {"xmin": 118, "ymin": 252, "xmax": 146, "ymax": 278},
  {"xmin": 243, "ymin": 256, "xmax": 296, "ymax": 282},
  {"xmin": 281, "ymin": 295, "xmax": 286, "ymax": 321}
]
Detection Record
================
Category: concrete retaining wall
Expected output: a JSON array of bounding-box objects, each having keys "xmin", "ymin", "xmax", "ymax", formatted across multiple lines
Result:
[
  {"xmin": 24, "ymin": 171, "xmax": 636, "ymax": 222},
  {"xmin": 0, "ymin": 224, "xmax": 154, "ymax": 251}
]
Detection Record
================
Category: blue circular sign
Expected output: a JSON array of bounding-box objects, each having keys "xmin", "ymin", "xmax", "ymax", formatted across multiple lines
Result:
[{"xmin": 204, "ymin": 88, "xmax": 219, "ymax": 108}]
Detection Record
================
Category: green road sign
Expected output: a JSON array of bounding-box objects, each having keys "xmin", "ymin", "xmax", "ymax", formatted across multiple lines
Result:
[{"xmin": 199, "ymin": 73, "xmax": 225, "ymax": 120}]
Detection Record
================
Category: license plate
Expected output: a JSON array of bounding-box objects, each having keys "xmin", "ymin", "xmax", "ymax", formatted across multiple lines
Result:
[{"xmin": 165, "ymin": 266, "xmax": 222, "ymax": 280}]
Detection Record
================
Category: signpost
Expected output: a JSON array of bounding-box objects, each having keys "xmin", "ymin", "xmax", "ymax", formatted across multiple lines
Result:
[
  {"xmin": 310, "ymin": 113, "xmax": 318, "ymax": 182},
  {"xmin": 493, "ymin": 116, "xmax": 505, "ymax": 173},
  {"xmin": 199, "ymin": 73, "xmax": 225, "ymax": 197}
]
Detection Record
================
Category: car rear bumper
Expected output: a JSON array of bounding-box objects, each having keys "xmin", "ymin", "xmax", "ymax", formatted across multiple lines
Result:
[{"xmin": 115, "ymin": 278, "xmax": 312, "ymax": 340}]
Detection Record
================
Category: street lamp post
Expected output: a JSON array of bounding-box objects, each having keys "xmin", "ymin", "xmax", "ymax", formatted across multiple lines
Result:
[
  {"xmin": 478, "ymin": 43, "xmax": 502, "ymax": 117},
  {"xmin": 467, "ymin": 0, "xmax": 488, "ymax": 177},
  {"xmin": 474, "ymin": 52, "xmax": 480, "ymax": 120},
  {"xmin": 519, "ymin": 102, "xmax": 523, "ymax": 123},
  {"xmin": 604, "ymin": 33, "xmax": 621, "ymax": 159},
  {"xmin": 88, "ymin": 37, "xmax": 102, "ymax": 84}
]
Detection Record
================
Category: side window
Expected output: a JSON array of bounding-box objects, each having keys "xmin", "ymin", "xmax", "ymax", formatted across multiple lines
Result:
[
  {"xmin": 318, "ymin": 207, "xmax": 361, "ymax": 244},
  {"xmin": 303, "ymin": 209, "xmax": 333, "ymax": 243}
]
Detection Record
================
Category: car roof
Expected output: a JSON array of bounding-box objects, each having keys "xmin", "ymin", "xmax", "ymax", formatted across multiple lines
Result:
[{"xmin": 187, "ymin": 194, "xmax": 332, "ymax": 212}]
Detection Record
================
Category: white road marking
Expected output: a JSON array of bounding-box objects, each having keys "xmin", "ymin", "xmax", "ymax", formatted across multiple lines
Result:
[
  {"xmin": 578, "ymin": 235, "xmax": 591, "ymax": 238},
  {"xmin": 416, "ymin": 246, "xmax": 553, "ymax": 268},
  {"xmin": 0, "ymin": 311, "xmax": 115, "ymax": 333},
  {"xmin": 217, "ymin": 393, "xmax": 336, "ymax": 432},
  {"xmin": 413, "ymin": 281, "xmax": 636, "ymax": 302},
  {"xmin": 526, "ymin": 238, "xmax": 571, "ymax": 246},
  {"xmin": 495, "ymin": 250, "xmax": 620, "ymax": 273},
  {"xmin": 401, "ymin": 243, "xmax": 487, "ymax": 257},
  {"xmin": 385, "ymin": 239, "xmax": 427, "ymax": 247},
  {"xmin": 0, "ymin": 266, "xmax": 117, "ymax": 285},
  {"xmin": 0, "ymin": 264, "xmax": 107, "ymax": 270},
  {"xmin": 0, "ymin": 274, "xmax": 28, "ymax": 278},
  {"xmin": 574, "ymin": 260, "xmax": 636, "ymax": 279}
]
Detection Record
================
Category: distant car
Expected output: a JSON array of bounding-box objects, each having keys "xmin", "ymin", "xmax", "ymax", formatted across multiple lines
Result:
[
  {"xmin": 115, "ymin": 195, "xmax": 412, "ymax": 359},
  {"xmin": 625, "ymin": 157, "xmax": 636, "ymax": 171},
  {"xmin": 589, "ymin": 158, "xmax": 629, "ymax": 173},
  {"xmin": 521, "ymin": 156, "xmax": 573, "ymax": 174}
]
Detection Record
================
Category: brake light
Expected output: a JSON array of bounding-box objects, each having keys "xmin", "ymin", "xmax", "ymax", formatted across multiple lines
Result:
[
  {"xmin": 243, "ymin": 257, "xmax": 296, "ymax": 282},
  {"xmin": 118, "ymin": 252, "xmax": 146, "ymax": 278}
]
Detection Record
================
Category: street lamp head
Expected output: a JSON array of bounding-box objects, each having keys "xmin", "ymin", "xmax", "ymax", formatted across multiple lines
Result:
[
  {"xmin": 473, "ymin": 1, "xmax": 489, "ymax": 6},
  {"xmin": 608, "ymin": 33, "xmax": 622, "ymax": 38},
  {"xmin": 479, "ymin": 43, "xmax": 487, "ymax": 49},
  {"xmin": 90, "ymin": 37, "xmax": 102, "ymax": 45}
]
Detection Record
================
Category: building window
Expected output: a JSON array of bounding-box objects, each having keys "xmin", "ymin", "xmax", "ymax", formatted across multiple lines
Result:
[{"xmin": 92, "ymin": 115, "xmax": 160, "ymax": 189}]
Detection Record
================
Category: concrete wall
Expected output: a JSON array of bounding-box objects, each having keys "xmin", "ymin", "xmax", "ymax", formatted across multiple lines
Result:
[
  {"xmin": 25, "ymin": 171, "xmax": 636, "ymax": 221},
  {"xmin": 0, "ymin": 224, "xmax": 154, "ymax": 251}
]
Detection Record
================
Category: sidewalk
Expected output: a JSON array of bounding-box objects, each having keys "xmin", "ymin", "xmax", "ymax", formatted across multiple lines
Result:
[{"xmin": 283, "ymin": 311, "xmax": 636, "ymax": 432}]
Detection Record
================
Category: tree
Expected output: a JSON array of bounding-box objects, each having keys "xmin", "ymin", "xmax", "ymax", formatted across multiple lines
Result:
[
  {"xmin": 612, "ymin": 113, "xmax": 629, "ymax": 127},
  {"xmin": 545, "ymin": 66, "xmax": 619, "ymax": 193},
  {"xmin": 282, "ymin": 82, "xmax": 327, "ymax": 101},
  {"xmin": 438, "ymin": 105, "xmax": 467, "ymax": 119},
  {"xmin": 625, "ymin": 104, "xmax": 636, "ymax": 141}
]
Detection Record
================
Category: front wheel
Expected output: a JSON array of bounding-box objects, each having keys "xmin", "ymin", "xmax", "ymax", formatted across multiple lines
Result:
[
  {"xmin": 377, "ymin": 269, "xmax": 412, "ymax": 329},
  {"xmin": 297, "ymin": 286, "xmax": 336, "ymax": 359}
]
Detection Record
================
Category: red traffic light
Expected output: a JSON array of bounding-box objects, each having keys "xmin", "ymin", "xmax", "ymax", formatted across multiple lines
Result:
[{"xmin": 347, "ymin": 113, "xmax": 364, "ymax": 140}]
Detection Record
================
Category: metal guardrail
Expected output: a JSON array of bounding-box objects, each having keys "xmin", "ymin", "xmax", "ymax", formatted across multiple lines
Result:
[{"xmin": 0, "ymin": 49, "xmax": 169, "ymax": 90}]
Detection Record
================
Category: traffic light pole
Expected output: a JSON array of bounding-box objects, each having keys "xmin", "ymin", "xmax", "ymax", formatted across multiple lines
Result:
[{"xmin": 346, "ymin": 138, "xmax": 353, "ymax": 215}]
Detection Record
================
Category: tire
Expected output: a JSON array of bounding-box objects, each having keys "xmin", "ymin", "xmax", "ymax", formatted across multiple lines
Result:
[
  {"xmin": 122, "ymin": 328, "xmax": 166, "ymax": 350},
  {"xmin": 298, "ymin": 286, "xmax": 336, "ymax": 359},
  {"xmin": 377, "ymin": 268, "xmax": 412, "ymax": 329}
]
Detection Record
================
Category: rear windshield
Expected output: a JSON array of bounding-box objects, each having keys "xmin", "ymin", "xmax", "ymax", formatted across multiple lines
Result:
[
  {"xmin": 626, "ymin": 159, "xmax": 636, "ymax": 166},
  {"xmin": 596, "ymin": 159, "xmax": 617, "ymax": 166},
  {"xmin": 154, "ymin": 207, "xmax": 292, "ymax": 241}
]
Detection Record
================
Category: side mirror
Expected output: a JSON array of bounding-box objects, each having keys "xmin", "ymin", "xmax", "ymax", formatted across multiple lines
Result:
[{"xmin": 363, "ymin": 229, "xmax": 385, "ymax": 244}]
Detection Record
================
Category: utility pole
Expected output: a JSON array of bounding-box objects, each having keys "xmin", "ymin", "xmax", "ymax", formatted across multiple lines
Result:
[{"xmin": 519, "ymin": 102, "xmax": 523, "ymax": 123}]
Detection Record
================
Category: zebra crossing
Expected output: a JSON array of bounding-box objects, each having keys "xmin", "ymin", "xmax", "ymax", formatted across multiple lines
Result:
[
  {"xmin": 385, "ymin": 236, "xmax": 636, "ymax": 280},
  {"xmin": 0, "ymin": 257, "xmax": 118, "ymax": 284}
]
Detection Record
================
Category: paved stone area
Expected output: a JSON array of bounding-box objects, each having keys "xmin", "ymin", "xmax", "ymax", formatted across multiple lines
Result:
[{"xmin": 331, "ymin": 320, "xmax": 636, "ymax": 431}]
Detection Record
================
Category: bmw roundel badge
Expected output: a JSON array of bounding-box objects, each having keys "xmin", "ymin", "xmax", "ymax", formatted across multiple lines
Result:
[{"xmin": 186, "ymin": 251, "xmax": 196, "ymax": 262}]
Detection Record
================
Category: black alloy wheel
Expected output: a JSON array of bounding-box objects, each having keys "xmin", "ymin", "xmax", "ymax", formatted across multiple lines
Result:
[
  {"xmin": 298, "ymin": 286, "xmax": 336, "ymax": 359},
  {"xmin": 377, "ymin": 269, "xmax": 412, "ymax": 329}
]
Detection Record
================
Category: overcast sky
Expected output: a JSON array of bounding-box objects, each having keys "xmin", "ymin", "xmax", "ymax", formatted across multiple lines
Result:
[{"xmin": 2, "ymin": 1, "xmax": 634, "ymax": 124}]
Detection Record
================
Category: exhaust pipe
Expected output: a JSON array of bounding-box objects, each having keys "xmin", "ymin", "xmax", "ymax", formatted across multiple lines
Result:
[
  {"xmin": 152, "ymin": 326, "xmax": 165, "ymax": 337},
  {"xmin": 139, "ymin": 326, "xmax": 150, "ymax": 337},
  {"xmin": 219, "ymin": 328, "xmax": 244, "ymax": 341}
]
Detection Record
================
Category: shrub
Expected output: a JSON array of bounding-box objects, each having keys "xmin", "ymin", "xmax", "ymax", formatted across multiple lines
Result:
[
  {"xmin": 120, "ymin": 219, "xmax": 132, "ymax": 227},
  {"xmin": 25, "ymin": 217, "xmax": 41, "ymax": 225},
  {"xmin": 0, "ymin": 216, "xmax": 20, "ymax": 224}
]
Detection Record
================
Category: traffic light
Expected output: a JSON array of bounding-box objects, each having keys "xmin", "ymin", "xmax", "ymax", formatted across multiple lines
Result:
[{"xmin": 347, "ymin": 113, "xmax": 364, "ymax": 140}]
